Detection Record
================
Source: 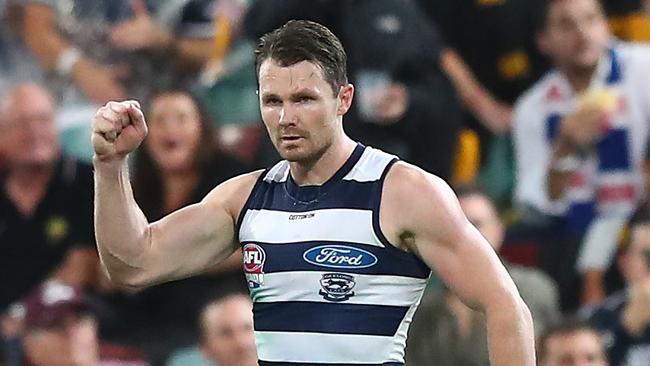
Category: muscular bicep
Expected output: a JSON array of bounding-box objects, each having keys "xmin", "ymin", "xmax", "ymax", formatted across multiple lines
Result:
[
  {"xmin": 417, "ymin": 211, "xmax": 515, "ymax": 310},
  {"xmin": 132, "ymin": 172, "xmax": 258, "ymax": 285},
  {"xmin": 384, "ymin": 164, "xmax": 518, "ymax": 310}
]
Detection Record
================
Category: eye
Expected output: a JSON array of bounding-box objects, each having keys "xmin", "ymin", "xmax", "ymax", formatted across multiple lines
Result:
[{"xmin": 263, "ymin": 97, "xmax": 282, "ymax": 106}]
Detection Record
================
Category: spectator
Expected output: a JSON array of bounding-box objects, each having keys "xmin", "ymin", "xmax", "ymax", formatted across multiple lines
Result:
[
  {"xmin": 416, "ymin": 0, "xmax": 549, "ymax": 135},
  {"xmin": 243, "ymin": 0, "xmax": 463, "ymax": 179},
  {"xmin": 98, "ymin": 89, "xmax": 248, "ymax": 364},
  {"xmin": 512, "ymin": 0, "xmax": 650, "ymax": 309},
  {"xmin": 406, "ymin": 184, "xmax": 561, "ymax": 366},
  {"xmin": 0, "ymin": 83, "xmax": 96, "ymax": 312},
  {"xmin": 20, "ymin": 281, "xmax": 149, "ymax": 366},
  {"xmin": 537, "ymin": 320, "xmax": 608, "ymax": 366},
  {"xmin": 199, "ymin": 294, "xmax": 257, "ymax": 366},
  {"xmin": 587, "ymin": 208, "xmax": 650, "ymax": 365},
  {"xmin": 0, "ymin": 82, "xmax": 97, "ymax": 365},
  {"xmin": 20, "ymin": 0, "xmax": 217, "ymax": 161}
]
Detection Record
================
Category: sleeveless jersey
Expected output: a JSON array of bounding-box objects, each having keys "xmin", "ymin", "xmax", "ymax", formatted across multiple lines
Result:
[{"xmin": 238, "ymin": 143, "xmax": 431, "ymax": 365}]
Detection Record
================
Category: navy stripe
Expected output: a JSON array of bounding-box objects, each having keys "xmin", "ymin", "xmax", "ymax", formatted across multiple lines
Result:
[
  {"xmin": 236, "ymin": 169, "xmax": 270, "ymax": 232},
  {"xmin": 372, "ymin": 158, "xmax": 400, "ymax": 249},
  {"xmin": 254, "ymin": 301, "xmax": 409, "ymax": 336},
  {"xmin": 598, "ymin": 128, "xmax": 631, "ymax": 170},
  {"xmin": 242, "ymin": 241, "xmax": 431, "ymax": 279},
  {"xmin": 247, "ymin": 179, "xmax": 379, "ymax": 212},
  {"xmin": 259, "ymin": 361, "xmax": 403, "ymax": 366}
]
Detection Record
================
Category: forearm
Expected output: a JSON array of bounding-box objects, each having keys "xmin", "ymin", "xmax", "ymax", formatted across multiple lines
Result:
[
  {"xmin": 93, "ymin": 158, "xmax": 151, "ymax": 286},
  {"xmin": 547, "ymin": 137, "xmax": 577, "ymax": 200},
  {"xmin": 22, "ymin": 4, "xmax": 70, "ymax": 71},
  {"xmin": 486, "ymin": 296, "xmax": 535, "ymax": 366}
]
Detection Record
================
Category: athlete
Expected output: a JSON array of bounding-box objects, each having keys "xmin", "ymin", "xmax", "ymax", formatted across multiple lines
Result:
[{"xmin": 92, "ymin": 20, "xmax": 534, "ymax": 365}]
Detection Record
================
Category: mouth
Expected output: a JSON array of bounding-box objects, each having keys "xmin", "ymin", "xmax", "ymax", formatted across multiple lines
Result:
[{"xmin": 280, "ymin": 136, "xmax": 303, "ymax": 142}]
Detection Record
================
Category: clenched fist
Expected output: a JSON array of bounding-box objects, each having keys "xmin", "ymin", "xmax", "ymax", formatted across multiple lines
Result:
[{"xmin": 91, "ymin": 100, "xmax": 148, "ymax": 161}]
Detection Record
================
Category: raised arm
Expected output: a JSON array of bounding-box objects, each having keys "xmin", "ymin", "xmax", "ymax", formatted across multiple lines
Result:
[
  {"xmin": 91, "ymin": 101, "xmax": 256, "ymax": 288},
  {"xmin": 382, "ymin": 163, "xmax": 535, "ymax": 366}
]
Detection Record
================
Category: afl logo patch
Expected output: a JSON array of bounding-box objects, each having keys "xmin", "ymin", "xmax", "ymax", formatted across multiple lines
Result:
[
  {"xmin": 303, "ymin": 245, "xmax": 378, "ymax": 269},
  {"xmin": 243, "ymin": 244, "xmax": 266, "ymax": 288},
  {"xmin": 319, "ymin": 273, "xmax": 356, "ymax": 302}
]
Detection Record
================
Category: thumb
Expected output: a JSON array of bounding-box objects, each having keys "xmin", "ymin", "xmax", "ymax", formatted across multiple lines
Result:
[{"xmin": 132, "ymin": 0, "xmax": 148, "ymax": 18}]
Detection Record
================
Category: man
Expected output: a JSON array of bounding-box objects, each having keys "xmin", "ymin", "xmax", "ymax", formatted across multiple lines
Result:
[
  {"xmin": 587, "ymin": 208, "xmax": 650, "ymax": 365},
  {"xmin": 20, "ymin": 281, "xmax": 148, "ymax": 366},
  {"xmin": 0, "ymin": 83, "xmax": 96, "ymax": 312},
  {"xmin": 407, "ymin": 184, "xmax": 561, "ymax": 365},
  {"xmin": 92, "ymin": 20, "xmax": 534, "ymax": 365},
  {"xmin": 0, "ymin": 82, "xmax": 97, "ymax": 364},
  {"xmin": 537, "ymin": 320, "xmax": 608, "ymax": 366},
  {"xmin": 199, "ymin": 294, "xmax": 257, "ymax": 366},
  {"xmin": 512, "ymin": 0, "xmax": 650, "ymax": 307}
]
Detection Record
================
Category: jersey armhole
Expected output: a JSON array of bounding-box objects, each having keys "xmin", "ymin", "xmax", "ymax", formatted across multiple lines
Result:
[
  {"xmin": 235, "ymin": 169, "xmax": 269, "ymax": 243},
  {"xmin": 372, "ymin": 158, "xmax": 399, "ymax": 248}
]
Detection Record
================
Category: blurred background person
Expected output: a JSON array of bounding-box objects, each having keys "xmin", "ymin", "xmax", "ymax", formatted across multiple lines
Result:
[
  {"xmin": 20, "ymin": 0, "xmax": 217, "ymax": 161},
  {"xmin": 20, "ymin": 281, "xmax": 148, "ymax": 366},
  {"xmin": 0, "ymin": 83, "xmax": 97, "ymax": 365},
  {"xmin": 97, "ymin": 89, "xmax": 248, "ymax": 364},
  {"xmin": 415, "ymin": 0, "xmax": 551, "ymax": 203},
  {"xmin": 537, "ymin": 320, "xmax": 608, "ymax": 366},
  {"xmin": 512, "ymin": 0, "xmax": 650, "ymax": 310},
  {"xmin": 586, "ymin": 208, "xmax": 650, "ymax": 366},
  {"xmin": 406, "ymin": 184, "xmax": 560, "ymax": 366},
  {"xmin": 167, "ymin": 294, "xmax": 257, "ymax": 366}
]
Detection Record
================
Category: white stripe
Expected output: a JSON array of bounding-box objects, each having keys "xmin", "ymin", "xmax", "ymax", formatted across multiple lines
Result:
[
  {"xmin": 239, "ymin": 208, "xmax": 384, "ymax": 247},
  {"xmin": 251, "ymin": 271, "xmax": 427, "ymax": 306},
  {"xmin": 387, "ymin": 285, "xmax": 427, "ymax": 362},
  {"xmin": 264, "ymin": 161, "xmax": 290, "ymax": 183},
  {"xmin": 343, "ymin": 146, "xmax": 396, "ymax": 182},
  {"xmin": 255, "ymin": 331, "xmax": 401, "ymax": 364}
]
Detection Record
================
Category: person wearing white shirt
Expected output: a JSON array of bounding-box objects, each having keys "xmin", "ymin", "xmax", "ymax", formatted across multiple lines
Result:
[{"xmin": 513, "ymin": 0, "xmax": 650, "ymax": 309}]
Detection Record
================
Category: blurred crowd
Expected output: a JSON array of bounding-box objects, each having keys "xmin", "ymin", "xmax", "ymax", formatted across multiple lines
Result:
[{"xmin": 2, "ymin": 0, "xmax": 650, "ymax": 365}]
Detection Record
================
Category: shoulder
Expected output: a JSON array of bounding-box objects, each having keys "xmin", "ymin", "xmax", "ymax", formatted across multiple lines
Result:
[
  {"xmin": 588, "ymin": 290, "xmax": 628, "ymax": 321},
  {"xmin": 202, "ymin": 169, "xmax": 265, "ymax": 218},
  {"xmin": 383, "ymin": 162, "xmax": 465, "ymax": 233},
  {"xmin": 616, "ymin": 41, "xmax": 650, "ymax": 64},
  {"xmin": 513, "ymin": 71, "xmax": 561, "ymax": 120}
]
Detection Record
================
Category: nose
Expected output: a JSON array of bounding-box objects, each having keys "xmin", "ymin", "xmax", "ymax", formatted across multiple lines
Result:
[{"xmin": 278, "ymin": 105, "xmax": 297, "ymax": 127}]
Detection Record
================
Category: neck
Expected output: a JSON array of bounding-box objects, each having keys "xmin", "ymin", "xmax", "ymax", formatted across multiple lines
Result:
[
  {"xmin": 289, "ymin": 135, "xmax": 357, "ymax": 186},
  {"xmin": 563, "ymin": 63, "xmax": 599, "ymax": 93},
  {"xmin": 5, "ymin": 162, "xmax": 56, "ymax": 216},
  {"xmin": 161, "ymin": 167, "xmax": 199, "ymax": 213}
]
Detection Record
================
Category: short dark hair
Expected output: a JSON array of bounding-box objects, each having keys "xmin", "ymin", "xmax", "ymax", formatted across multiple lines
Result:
[
  {"xmin": 453, "ymin": 183, "xmax": 491, "ymax": 201},
  {"xmin": 537, "ymin": 318, "xmax": 604, "ymax": 362},
  {"xmin": 533, "ymin": 0, "xmax": 606, "ymax": 33},
  {"xmin": 254, "ymin": 20, "xmax": 348, "ymax": 96}
]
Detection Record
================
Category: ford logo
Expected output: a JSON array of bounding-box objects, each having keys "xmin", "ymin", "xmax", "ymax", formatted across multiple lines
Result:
[{"xmin": 303, "ymin": 245, "xmax": 378, "ymax": 269}]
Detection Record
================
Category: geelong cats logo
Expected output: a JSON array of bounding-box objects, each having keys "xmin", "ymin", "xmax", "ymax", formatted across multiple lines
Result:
[{"xmin": 319, "ymin": 273, "xmax": 356, "ymax": 302}]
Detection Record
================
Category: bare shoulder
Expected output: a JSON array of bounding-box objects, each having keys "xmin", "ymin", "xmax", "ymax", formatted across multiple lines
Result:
[
  {"xmin": 381, "ymin": 162, "xmax": 466, "ymax": 249},
  {"xmin": 201, "ymin": 169, "xmax": 265, "ymax": 218},
  {"xmin": 383, "ymin": 161, "xmax": 460, "ymax": 214}
]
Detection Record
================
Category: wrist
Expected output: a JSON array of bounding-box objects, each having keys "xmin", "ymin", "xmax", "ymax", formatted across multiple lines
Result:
[{"xmin": 93, "ymin": 154, "xmax": 128, "ymax": 171}]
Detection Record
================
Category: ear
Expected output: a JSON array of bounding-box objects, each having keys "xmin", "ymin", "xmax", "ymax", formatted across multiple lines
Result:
[
  {"xmin": 536, "ymin": 31, "xmax": 551, "ymax": 57},
  {"xmin": 336, "ymin": 84, "xmax": 354, "ymax": 116}
]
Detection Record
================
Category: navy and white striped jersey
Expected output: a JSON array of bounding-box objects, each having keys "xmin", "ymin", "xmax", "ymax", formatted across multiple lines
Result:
[{"xmin": 238, "ymin": 143, "xmax": 431, "ymax": 365}]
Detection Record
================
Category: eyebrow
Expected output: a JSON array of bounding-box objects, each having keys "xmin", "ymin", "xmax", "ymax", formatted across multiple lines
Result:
[{"xmin": 261, "ymin": 89, "xmax": 319, "ymax": 100}]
